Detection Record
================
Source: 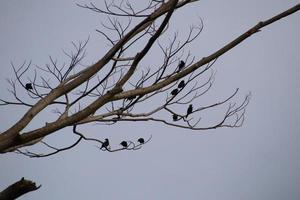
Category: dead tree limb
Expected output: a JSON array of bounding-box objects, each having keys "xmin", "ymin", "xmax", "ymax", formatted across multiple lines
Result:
[
  {"xmin": 0, "ymin": 178, "xmax": 41, "ymax": 200},
  {"xmin": 0, "ymin": 1, "xmax": 299, "ymax": 154}
]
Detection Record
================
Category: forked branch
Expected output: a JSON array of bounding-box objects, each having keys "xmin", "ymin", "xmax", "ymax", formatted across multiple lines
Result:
[{"xmin": 0, "ymin": 1, "xmax": 299, "ymax": 155}]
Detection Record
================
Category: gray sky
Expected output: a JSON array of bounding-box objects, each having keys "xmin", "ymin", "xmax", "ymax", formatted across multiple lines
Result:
[{"xmin": 0, "ymin": 1, "xmax": 300, "ymax": 200}]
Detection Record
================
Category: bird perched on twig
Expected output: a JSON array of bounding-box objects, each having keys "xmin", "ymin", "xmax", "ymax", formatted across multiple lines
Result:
[
  {"xmin": 137, "ymin": 138, "xmax": 145, "ymax": 144},
  {"xmin": 186, "ymin": 104, "xmax": 193, "ymax": 117},
  {"xmin": 177, "ymin": 60, "xmax": 185, "ymax": 72},
  {"xmin": 178, "ymin": 80, "xmax": 185, "ymax": 88},
  {"xmin": 25, "ymin": 83, "xmax": 33, "ymax": 90},
  {"xmin": 173, "ymin": 114, "xmax": 178, "ymax": 121},
  {"xmin": 101, "ymin": 138, "xmax": 109, "ymax": 149},
  {"xmin": 120, "ymin": 141, "xmax": 128, "ymax": 148},
  {"xmin": 171, "ymin": 88, "xmax": 178, "ymax": 96}
]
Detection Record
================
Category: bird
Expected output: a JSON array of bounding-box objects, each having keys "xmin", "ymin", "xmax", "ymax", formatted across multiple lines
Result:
[
  {"xmin": 171, "ymin": 88, "xmax": 178, "ymax": 96},
  {"xmin": 177, "ymin": 60, "xmax": 185, "ymax": 72},
  {"xmin": 126, "ymin": 95, "xmax": 136, "ymax": 101},
  {"xmin": 178, "ymin": 80, "xmax": 185, "ymax": 88},
  {"xmin": 25, "ymin": 83, "xmax": 33, "ymax": 90},
  {"xmin": 120, "ymin": 141, "xmax": 128, "ymax": 148},
  {"xmin": 186, "ymin": 104, "xmax": 193, "ymax": 117},
  {"xmin": 137, "ymin": 138, "xmax": 145, "ymax": 144},
  {"xmin": 101, "ymin": 138, "xmax": 109, "ymax": 149},
  {"xmin": 173, "ymin": 114, "xmax": 178, "ymax": 121}
]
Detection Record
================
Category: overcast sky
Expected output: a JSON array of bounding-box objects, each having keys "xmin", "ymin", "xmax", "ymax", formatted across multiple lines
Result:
[{"xmin": 0, "ymin": 1, "xmax": 300, "ymax": 200}]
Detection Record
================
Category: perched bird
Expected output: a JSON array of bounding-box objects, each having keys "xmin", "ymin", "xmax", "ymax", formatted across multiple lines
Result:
[
  {"xmin": 172, "ymin": 114, "xmax": 178, "ymax": 121},
  {"xmin": 177, "ymin": 60, "xmax": 185, "ymax": 72},
  {"xmin": 171, "ymin": 88, "xmax": 178, "ymax": 96},
  {"xmin": 101, "ymin": 138, "xmax": 109, "ymax": 149},
  {"xmin": 126, "ymin": 95, "xmax": 136, "ymax": 101},
  {"xmin": 178, "ymin": 80, "xmax": 185, "ymax": 88},
  {"xmin": 186, "ymin": 104, "xmax": 193, "ymax": 117},
  {"xmin": 120, "ymin": 141, "xmax": 128, "ymax": 148},
  {"xmin": 25, "ymin": 83, "xmax": 33, "ymax": 90},
  {"xmin": 138, "ymin": 138, "xmax": 145, "ymax": 144}
]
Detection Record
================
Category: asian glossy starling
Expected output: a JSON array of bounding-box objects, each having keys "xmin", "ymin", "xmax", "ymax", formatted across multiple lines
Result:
[
  {"xmin": 173, "ymin": 114, "xmax": 178, "ymax": 121},
  {"xmin": 126, "ymin": 95, "xmax": 136, "ymax": 101},
  {"xmin": 186, "ymin": 104, "xmax": 193, "ymax": 117},
  {"xmin": 178, "ymin": 80, "xmax": 185, "ymax": 88},
  {"xmin": 101, "ymin": 138, "xmax": 109, "ymax": 149},
  {"xmin": 138, "ymin": 138, "xmax": 145, "ymax": 144},
  {"xmin": 177, "ymin": 60, "xmax": 185, "ymax": 72},
  {"xmin": 120, "ymin": 141, "xmax": 128, "ymax": 148},
  {"xmin": 171, "ymin": 88, "xmax": 178, "ymax": 96},
  {"xmin": 25, "ymin": 83, "xmax": 33, "ymax": 90}
]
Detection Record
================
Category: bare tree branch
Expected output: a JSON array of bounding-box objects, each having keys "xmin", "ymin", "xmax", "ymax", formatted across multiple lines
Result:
[
  {"xmin": 0, "ymin": 1, "xmax": 298, "ymax": 155},
  {"xmin": 0, "ymin": 178, "xmax": 41, "ymax": 200}
]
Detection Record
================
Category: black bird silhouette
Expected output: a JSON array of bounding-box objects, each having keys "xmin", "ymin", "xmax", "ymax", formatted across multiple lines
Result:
[
  {"xmin": 173, "ymin": 114, "xmax": 178, "ymax": 121},
  {"xmin": 126, "ymin": 95, "xmax": 136, "ymax": 101},
  {"xmin": 138, "ymin": 138, "xmax": 145, "ymax": 144},
  {"xmin": 101, "ymin": 138, "xmax": 109, "ymax": 149},
  {"xmin": 177, "ymin": 60, "xmax": 185, "ymax": 72},
  {"xmin": 178, "ymin": 80, "xmax": 185, "ymax": 88},
  {"xmin": 120, "ymin": 141, "xmax": 128, "ymax": 148},
  {"xmin": 186, "ymin": 104, "xmax": 193, "ymax": 117},
  {"xmin": 171, "ymin": 88, "xmax": 178, "ymax": 96},
  {"xmin": 25, "ymin": 83, "xmax": 33, "ymax": 90}
]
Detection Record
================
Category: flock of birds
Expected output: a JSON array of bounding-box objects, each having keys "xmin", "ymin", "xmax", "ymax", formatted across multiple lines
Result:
[
  {"xmin": 100, "ymin": 137, "xmax": 145, "ymax": 149},
  {"xmin": 172, "ymin": 104, "xmax": 193, "ymax": 121},
  {"xmin": 24, "ymin": 60, "xmax": 193, "ymax": 150},
  {"xmin": 171, "ymin": 60, "xmax": 194, "ymax": 120}
]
